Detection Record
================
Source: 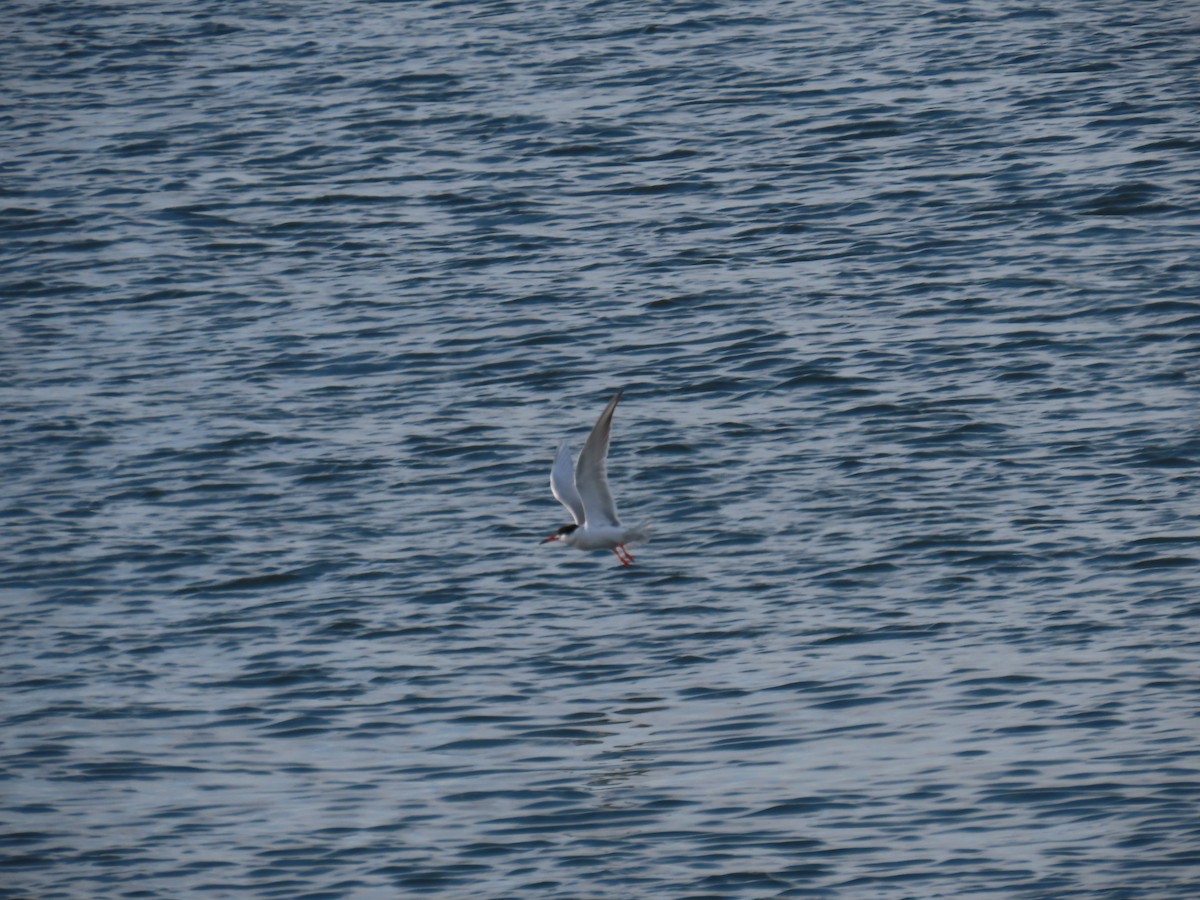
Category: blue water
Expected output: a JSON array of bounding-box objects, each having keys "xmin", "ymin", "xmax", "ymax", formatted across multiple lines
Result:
[{"xmin": 4, "ymin": 1, "xmax": 1200, "ymax": 896}]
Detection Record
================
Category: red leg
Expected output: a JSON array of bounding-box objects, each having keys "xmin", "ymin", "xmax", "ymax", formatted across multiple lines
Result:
[
  {"xmin": 618, "ymin": 544, "xmax": 634, "ymax": 565},
  {"xmin": 611, "ymin": 546, "xmax": 632, "ymax": 566}
]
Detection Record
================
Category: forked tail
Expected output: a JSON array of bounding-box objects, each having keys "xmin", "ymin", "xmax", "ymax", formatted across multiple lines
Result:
[{"xmin": 622, "ymin": 522, "xmax": 652, "ymax": 546}]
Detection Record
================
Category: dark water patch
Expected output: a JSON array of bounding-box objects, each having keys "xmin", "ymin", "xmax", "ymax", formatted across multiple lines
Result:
[
  {"xmin": 1078, "ymin": 181, "xmax": 1176, "ymax": 216},
  {"xmin": 59, "ymin": 760, "xmax": 207, "ymax": 782},
  {"xmin": 177, "ymin": 568, "xmax": 311, "ymax": 595}
]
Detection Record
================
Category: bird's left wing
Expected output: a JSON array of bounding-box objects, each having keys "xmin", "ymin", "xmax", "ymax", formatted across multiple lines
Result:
[{"xmin": 575, "ymin": 389, "xmax": 624, "ymax": 527}]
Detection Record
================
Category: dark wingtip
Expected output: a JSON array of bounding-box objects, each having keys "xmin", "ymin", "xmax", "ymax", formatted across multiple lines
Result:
[{"xmin": 595, "ymin": 388, "xmax": 623, "ymax": 419}]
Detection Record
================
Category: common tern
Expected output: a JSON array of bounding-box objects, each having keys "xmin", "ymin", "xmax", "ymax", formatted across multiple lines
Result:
[{"xmin": 540, "ymin": 388, "xmax": 649, "ymax": 566}]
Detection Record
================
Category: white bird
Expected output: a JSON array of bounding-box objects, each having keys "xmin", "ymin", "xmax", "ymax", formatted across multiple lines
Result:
[{"xmin": 540, "ymin": 388, "xmax": 649, "ymax": 566}]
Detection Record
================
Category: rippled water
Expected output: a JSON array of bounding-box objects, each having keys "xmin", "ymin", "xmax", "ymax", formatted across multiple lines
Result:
[{"xmin": 4, "ymin": 1, "xmax": 1200, "ymax": 896}]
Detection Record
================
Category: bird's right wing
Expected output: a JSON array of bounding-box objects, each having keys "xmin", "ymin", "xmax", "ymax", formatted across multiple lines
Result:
[
  {"xmin": 550, "ymin": 440, "xmax": 585, "ymax": 525},
  {"xmin": 575, "ymin": 389, "xmax": 623, "ymax": 527}
]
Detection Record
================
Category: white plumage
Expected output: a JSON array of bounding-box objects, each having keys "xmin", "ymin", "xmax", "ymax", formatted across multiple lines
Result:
[{"xmin": 541, "ymin": 389, "xmax": 649, "ymax": 566}]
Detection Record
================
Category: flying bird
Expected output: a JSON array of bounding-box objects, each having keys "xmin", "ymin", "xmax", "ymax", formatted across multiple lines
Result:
[{"xmin": 540, "ymin": 389, "xmax": 649, "ymax": 566}]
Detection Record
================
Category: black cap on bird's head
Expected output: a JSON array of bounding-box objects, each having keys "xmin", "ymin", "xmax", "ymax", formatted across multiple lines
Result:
[{"xmin": 540, "ymin": 523, "xmax": 578, "ymax": 544}]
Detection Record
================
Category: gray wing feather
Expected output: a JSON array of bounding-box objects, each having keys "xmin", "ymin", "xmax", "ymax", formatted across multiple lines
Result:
[
  {"xmin": 550, "ymin": 440, "xmax": 585, "ymax": 525},
  {"xmin": 575, "ymin": 389, "xmax": 624, "ymax": 527}
]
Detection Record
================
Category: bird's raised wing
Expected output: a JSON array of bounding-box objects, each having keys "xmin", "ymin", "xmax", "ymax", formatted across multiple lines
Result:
[
  {"xmin": 550, "ymin": 440, "xmax": 585, "ymax": 525},
  {"xmin": 575, "ymin": 389, "xmax": 623, "ymax": 527}
]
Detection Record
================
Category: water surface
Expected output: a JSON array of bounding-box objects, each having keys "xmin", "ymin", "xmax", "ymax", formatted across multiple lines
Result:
[{"xmin": 3, "ymin": 1, "xmax": 1200, "ymax": 896}]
